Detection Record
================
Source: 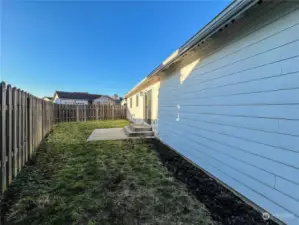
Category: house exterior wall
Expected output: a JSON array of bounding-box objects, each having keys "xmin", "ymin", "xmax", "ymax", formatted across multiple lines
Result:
[
  {"xmin": 127, "ymin": 81, "xmax": 160, "ymax": 131},
  {"xmin": 127, "ymin": 91, "xmax": 144, "ymax": 124},
  {"xmin": 53, "ymin": 94, "xmax": 59, "ymax": 103},
  {"xmin": 59, "ymin": 99, "xmax": 88, "ymax": 105},
  {"xmin": 149, "ymin": 81, "xmax": 160, "ymax": 133},
  {"xmin": 42, "ymin": 98, "xmax": 52, "ymax": 102},
  {"xmin": 53, "ymin": 94, "xmax": 88, "ymax": 105},
  {"xmin": 157, "ymin": 2, "xmax": 299, "ymax": 224},
  {"xmin": 93, "ymin": 96, "xmax": 115, "ymax": 104}
]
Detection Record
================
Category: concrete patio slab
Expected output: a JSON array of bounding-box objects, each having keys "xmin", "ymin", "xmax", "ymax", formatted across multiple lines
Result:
[{"xmin": 87, "ymin": 128, "xmax": 134, "ymax": 141}]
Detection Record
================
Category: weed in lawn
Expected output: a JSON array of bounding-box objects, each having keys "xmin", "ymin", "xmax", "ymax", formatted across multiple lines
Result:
[{"xmin": 1, "ymin": 120, "xmax": 215, "ymax": 225}]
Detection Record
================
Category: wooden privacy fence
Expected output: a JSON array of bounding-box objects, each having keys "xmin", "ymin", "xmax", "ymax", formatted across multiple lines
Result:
[
  {"xmin": 54, "ymin": 104, "xmax": 127, "ymax": 122},
  {"xmin": 0, "ymin": 82, "xmax": 127, "ymax": 193},
  {"xmin": 0, "ymin": 82, "xmax": 54, "ymax": 193}
]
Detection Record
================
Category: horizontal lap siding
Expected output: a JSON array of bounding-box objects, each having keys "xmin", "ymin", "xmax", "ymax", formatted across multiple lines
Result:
[{"xmin": 157, "ymin": 2, "xmax": 299, "ymax": 224}]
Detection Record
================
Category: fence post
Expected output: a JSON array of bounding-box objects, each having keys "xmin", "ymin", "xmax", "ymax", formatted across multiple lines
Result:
[
  {"xmin": 12, "ymin": 88, "xmax": 18, "ymax": 177},
  {"xmin": 54, "ymin": 104, "xmax": 57, "ymax": 123},
  {"xmin": 1, "ymin": 82, "xmax": 7, "ymax": 192},
  {"xmin": 28, "ymin": 95, "xmax": 33, "ymax": 159},
  {"xmin": 32, "ymin": 97, "xmax": 35, "ymax": 154},
  {"xmin": 76, "ymin": 105, "xmax": 79, "ymax": 122},
  {"xmin": 21, "ymin": 91, "xmax": 25, "ymax": 166},
  {"xmin": 84, "ymin": 105, "xmax": 87, "ymax": 122},
  {"xmin": 41, "ymin": 100, "xmax": 44, "ymax": 137},
  {"xmin": 112, "ymin": 105, "xmax": 114, "ymax": 120},
  {"xmin": 18, "ymin": 90, "xmax": 22, "ymax": 169},
  {"xmin": 6, "ymin": 85, "xmax": 12, "ymax": 185},
  {"xmin": 98, "ymin": 104, "xmax": 101, "ymax": 120},
  {"xmin": 58, "ymin": 104, "xmax": 61, "ymax": 122},
  {"xmin": 24, "ymin": 93, "xmax": 28, "ymax": 162},
  {"xmin": 95, "ymin": 105, "xmax": 99, "ymax": 120}
]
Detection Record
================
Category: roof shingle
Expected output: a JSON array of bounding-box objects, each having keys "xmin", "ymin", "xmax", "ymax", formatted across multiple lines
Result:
[{"xmin": 55, "ymin": 91, "xmax": 106, "ymax": 100}]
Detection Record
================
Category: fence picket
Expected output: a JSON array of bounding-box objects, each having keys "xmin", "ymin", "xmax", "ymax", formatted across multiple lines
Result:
[
  {"xmin": 1, "ymin": 82, "xmax": 7, "ymax": 192},
  {"xmin": 6, "ymin": 85, "xmax": 12, "ymax": 184},
  {"xmin": 21, "ymin": 91, "xmax": 26, "ymax": 166},
  {"xmin": 28, "ymin": 95, "xmax": 33, "ymax": 159},
  {"xmin": 12, "ymin": 88, "xmax": 18, "ymax": 177},
  {"xmin": 17, "ymin": 89, "xmax": 22, "ymax": 173},
  {"xmin": 24, "ymin": 93, "xmax": 28, "ymax": 162}
]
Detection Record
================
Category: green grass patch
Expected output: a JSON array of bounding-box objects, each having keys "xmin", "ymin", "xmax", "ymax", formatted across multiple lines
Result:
[{"xmin": 1, "ymin": 120, "xmax": 215, "ymax": 225}]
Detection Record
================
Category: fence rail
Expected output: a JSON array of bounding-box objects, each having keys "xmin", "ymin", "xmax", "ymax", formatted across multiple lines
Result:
[{"xmin": 0, "ymin": 82, "xmax": 127, "ymax": 193}]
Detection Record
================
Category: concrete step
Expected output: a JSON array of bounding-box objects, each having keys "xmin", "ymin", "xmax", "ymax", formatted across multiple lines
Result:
[
  {"xmin": 129, "ymin": 124, "xmax": 152, "ymax": 132},
  {"xmin": 124, "ymin": 126, "xmax": 154, "ymax": 137}
]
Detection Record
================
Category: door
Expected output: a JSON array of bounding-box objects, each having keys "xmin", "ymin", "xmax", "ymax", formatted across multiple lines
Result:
[{"xmin": 144, "ymin": 90, "xmax": 152, "ymax": 124}]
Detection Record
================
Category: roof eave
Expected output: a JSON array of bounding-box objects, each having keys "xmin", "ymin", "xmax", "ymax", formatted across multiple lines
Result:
[{"xmin": 125, "ymin": 0, "xmax": 259, "ymax": 98}]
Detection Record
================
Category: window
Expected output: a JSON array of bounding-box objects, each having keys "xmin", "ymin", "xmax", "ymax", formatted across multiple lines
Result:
[
  {"xmin": 130, "ymin": 97, "xmax": 132, "ymax": 108},
  {"xmin": 136, "ymin": 95, "xmax": 139, "ymax": 107}
]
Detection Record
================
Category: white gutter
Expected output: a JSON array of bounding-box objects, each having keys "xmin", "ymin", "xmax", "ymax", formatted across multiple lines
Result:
[
  {"xmin": 149, "ymin": 0, "xmax": 260, "ymax": 76},
  {"xmin": 125, "ymin": 77, "xmax": 148, "ymax": 98},
  {"xmin": 125, "ymin": 0, "xmax": 259, "ymax": 97}
]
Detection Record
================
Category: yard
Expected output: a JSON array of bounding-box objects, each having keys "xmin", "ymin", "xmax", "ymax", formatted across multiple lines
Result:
[{"xmin": 1, "ymin": 120, "xmax": 215, "ymax": 225}]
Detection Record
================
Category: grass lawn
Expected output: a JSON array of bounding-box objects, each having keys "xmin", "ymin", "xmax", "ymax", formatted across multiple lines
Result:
[{"xmin": 1, "ymin": 120, "xmax": 215, "ymax": 225}]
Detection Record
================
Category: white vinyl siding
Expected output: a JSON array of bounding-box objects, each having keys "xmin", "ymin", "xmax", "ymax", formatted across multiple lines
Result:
[
  {"xmin": 157, "ymin": 2, "xmax": 299, "ymax": 225},
  {"xmin": 93, "ymin": 96, "xmax": 114, "ymax": 104},
  {"xmin": 57, "ymin": 99, "xmax": 88, "ymax": 105}
]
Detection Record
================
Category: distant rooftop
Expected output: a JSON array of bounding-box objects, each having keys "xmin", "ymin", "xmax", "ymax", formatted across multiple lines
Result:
[
  {"xmin": 55, "ymin": 91, "xmax": 99, "ymax": 100},
  {"xmin": 55, "ymin": 91, "xmax": 111, "ymax": 100}
]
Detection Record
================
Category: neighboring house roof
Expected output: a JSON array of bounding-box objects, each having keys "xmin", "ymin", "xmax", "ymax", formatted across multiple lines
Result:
[
  {"xmin": 125, "ymin": 0, "xmax": 260, "ymax": 98},
  {"xmin": 54, "ymin": 91, "xmax": 113, "ymax": 101},
  {"xmin": 43, "ymin": 96, "xmax": 53, "ymax": 100}
]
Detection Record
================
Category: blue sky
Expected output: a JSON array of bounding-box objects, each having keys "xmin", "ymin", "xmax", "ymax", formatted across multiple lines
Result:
[{"xmin": 1, "ymin": 1, "xmax": 230, "ymax": 98}]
